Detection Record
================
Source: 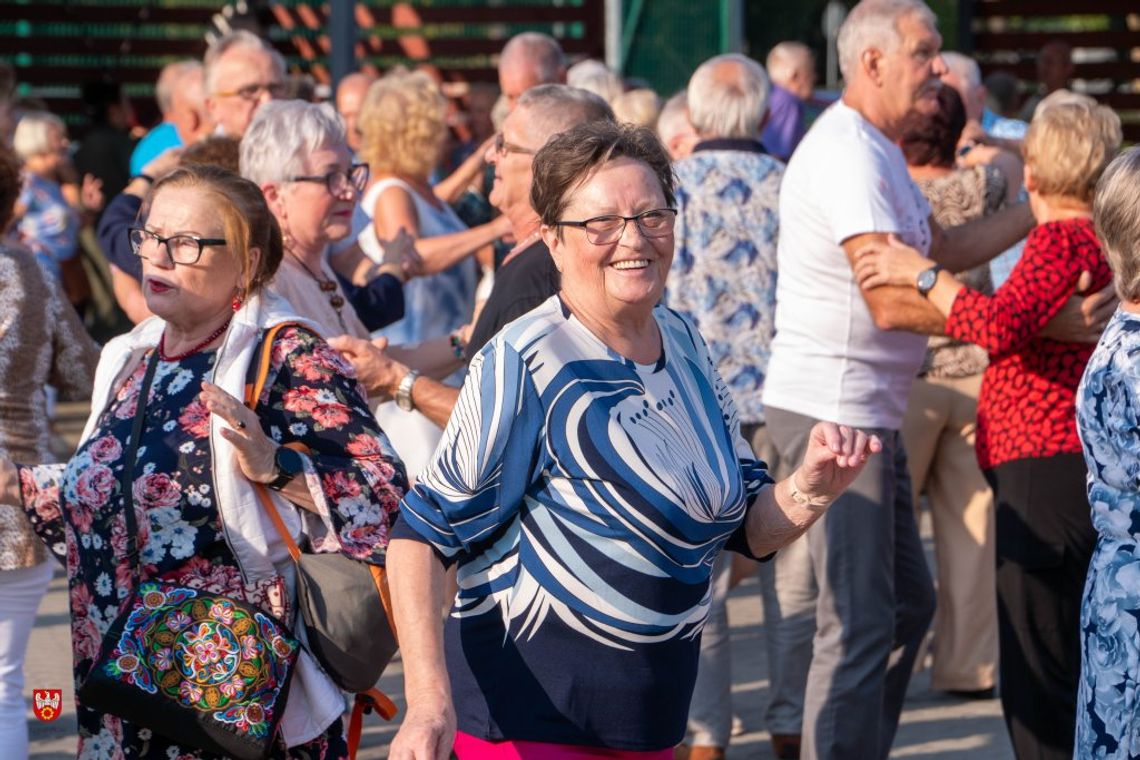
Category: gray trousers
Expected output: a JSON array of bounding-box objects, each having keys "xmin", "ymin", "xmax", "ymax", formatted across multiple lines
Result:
[{"xmin": 765, "ymin": 406, "xmax": 936, "ymax": 760}]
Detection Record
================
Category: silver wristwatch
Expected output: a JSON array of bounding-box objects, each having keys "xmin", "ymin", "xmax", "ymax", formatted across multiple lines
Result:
[
  {"xmin": 395, "ymin": 370, "xmax": 420, "ymax": 412},
  {"xmin": 916, "ymin": 264, "xmax": 943, "ymax": 297}
]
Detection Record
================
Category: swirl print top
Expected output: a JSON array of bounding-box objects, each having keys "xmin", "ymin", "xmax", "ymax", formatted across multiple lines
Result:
[{"xmin": 395, "ymin": 296, "xmax": 773, "ymax": 750}]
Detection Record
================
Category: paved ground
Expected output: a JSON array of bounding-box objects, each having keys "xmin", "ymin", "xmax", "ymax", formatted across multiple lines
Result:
[{"xmin": 24, "ymin": 403, "xmax": 1015, "ymax": 758}]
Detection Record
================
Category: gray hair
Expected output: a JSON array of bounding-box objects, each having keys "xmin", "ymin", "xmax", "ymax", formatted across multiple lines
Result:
[
  {"xmin": 837, "ymin": 0, "xmax": 938, "ymax": 80},
  {"xmin": 941, "ymin": 51, "xmax": 980, "ymax": 90},
  {"xmin": 1094, "ymin": 147, "xmax": 1140, "ymax": 301},
  {"xmin": 687, "ymin": 53, "xmax": 770, "ymax": 139},
  {"xmin": 566, "ymin": 59, "xmax": 623, "ymax": 104},
  {"xmin": 500, "ymin": 32, "xmax": 565, "ymax": 84},
  {"xmin": 240, "ymin": 100, "xmax": 345, "ymax": 186},
  {"xmin": 766, "ymin": 41, "xmax": 813, "ymax": 88},
  {"xmin": 12, "ymin": 111, "xmax": 66, "ymax": 160},
  {"xmin": 156, "ymin": 60, "xmax": 201, "ymax": 115},
  {"xmin": 657, "ymin": 91, "xmax": 690, "ymax": 143},
  {"xmin": 204, "ymin": 30, "xmax": 285, "ymax": 96},
  {"xmin": 516, "ymin": 84, "xmax": 615, "ymax": 145}
]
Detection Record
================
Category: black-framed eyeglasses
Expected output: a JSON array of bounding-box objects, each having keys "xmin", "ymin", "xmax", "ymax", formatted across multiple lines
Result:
[
  {"xmin": 555, "ymin": 208, "xmax": 678, "ymax": 245},
  {"xmin": 493, "ymin": 132, "xmax": 535, "ymax": 157},
  {"xmin": 213, "ymin": 81, "xmax": 287, "ymax": 101},
  {"xmin": 128, "ymin": 227, "xmax": 227, "ymax": 266},
  {"xmin": 289, "ymin": 163, "xmax": 369, "ymax": 195}
]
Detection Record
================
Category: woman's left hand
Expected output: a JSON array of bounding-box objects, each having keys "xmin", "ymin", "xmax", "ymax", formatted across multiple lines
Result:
[
  {"xmin": 793, "ymin": 422, "xmax": 882, "ymax": 504},
  {"xmin": 200, "ymin": 382, "xmax": 278, "ymax": 484},
  {"xmin": 852, "ymin": 234, "xmax": 929, "ymax": 290}
]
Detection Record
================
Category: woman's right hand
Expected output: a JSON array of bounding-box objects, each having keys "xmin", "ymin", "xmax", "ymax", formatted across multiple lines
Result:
[
  {"xmin": 853, "ymin": 234, "xmax": 929, "ymax": 290},
  {"xmin": 388, "ymin": 696, "xmax": 456, "ymax": 760}
]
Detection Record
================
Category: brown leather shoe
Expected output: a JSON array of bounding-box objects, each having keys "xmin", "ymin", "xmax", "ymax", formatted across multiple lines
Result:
[
  {"xmin": 686, "ymin": 746, "xmax": 725, "ymax": 760},
  {"xmin": 770, "ymin": 733, "xmax": 801, "ymax": 759}
]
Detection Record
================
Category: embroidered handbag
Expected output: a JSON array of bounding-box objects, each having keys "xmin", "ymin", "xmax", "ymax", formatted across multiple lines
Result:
[{"xmin": 78, "ymin": 352, "xmax": 298, "ymax": 760}]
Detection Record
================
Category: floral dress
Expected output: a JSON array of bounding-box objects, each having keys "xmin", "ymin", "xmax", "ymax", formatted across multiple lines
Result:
[
  {"xmin": 18, "ymin": 326, "xmax": 407, "ymax": 759},
  {"xmin": 1075, "ymin": 309, "xmax": 1140, "ymax": 758}
]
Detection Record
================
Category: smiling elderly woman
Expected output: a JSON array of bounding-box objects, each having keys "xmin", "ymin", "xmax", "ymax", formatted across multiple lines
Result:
[
  {"xmin": 386, "ymin": 121, "xmax": 882, "ymax": 759},
  {"xmin": 0, "ymin": 164, "xmax": 407, "ymax": 758}
]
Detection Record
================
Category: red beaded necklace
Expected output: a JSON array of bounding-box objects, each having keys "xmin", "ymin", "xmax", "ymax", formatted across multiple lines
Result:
[{"xmin": 158, "ymin": 316, "xmax": 233, "ymax": 362}]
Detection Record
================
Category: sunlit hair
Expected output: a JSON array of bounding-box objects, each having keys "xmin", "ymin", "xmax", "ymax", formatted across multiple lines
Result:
[
  {"xmin": 766, "ymin": 41, "xmax": 813, "ymax": 88},
  {"xmin": 515, "ymin": 84, "xmax": 615, "ymax": 148},
  {"xmin": 687, "ymin": 54, "xmax": 769, "ymax": 139},
  {"xmin": 142, "ymin": 165, "xmax": 283, "ymax": 295},
  {"xmin": 203, "ymin": 30, "xmax": 285, "ymax": 96},
  {"xmin": 12, "ymin": 111, "xmax": 66, "ymax": 160},
  {"xmin": 612, "ymin": 88, "xmax": 662, "ymax": 129},
  {"xmin": 531, "ymin": 120, "xmax": 675, "ymax": 230},
  {"xmin": 567, "ymin": 59, "xmax": 623, "ymax": 104},
  {"xmin": 156, "ymin": 60, "xmax": 200, "ymax": 115},
  {"xmin": 358, "ymin": 68, "xmax": 447, "ymax": 181},
  {"xmin": 500, "ymin": 32, "xmax": 566, "ymax": 84},
  {"xmin": 180, "ymin": 136, "xmax": 241, "ymax": 174},
  {"xmin": 1023, "ymin": 100, "xmax": 1121, "ymax": 204},
  {"xmin": 836, "ymin": 0, "xmax": 937, "ymax": 81},
  {"xmin": 1093, "ymin": 147, "xmax": 1140, "ymax": 301},
  {"xmin": 240, "ymin": 100, "xmax": 346, "ymax": 186}
]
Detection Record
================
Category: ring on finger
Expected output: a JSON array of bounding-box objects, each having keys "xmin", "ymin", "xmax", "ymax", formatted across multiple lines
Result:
[{"xmin": 235, "ymin": 420, "xmax": 247, "ymax": 430}]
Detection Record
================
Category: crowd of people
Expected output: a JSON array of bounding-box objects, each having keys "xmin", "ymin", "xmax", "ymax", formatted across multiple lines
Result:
[{"xmin": 1, "ymin": 0, "xmax": 1138, "ymax": 758}]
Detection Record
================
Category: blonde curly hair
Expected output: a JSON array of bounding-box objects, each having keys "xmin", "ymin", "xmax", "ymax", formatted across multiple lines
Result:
[{"xmin": 358, "ymin": 68, "xmax": 447, "ymax": 180}]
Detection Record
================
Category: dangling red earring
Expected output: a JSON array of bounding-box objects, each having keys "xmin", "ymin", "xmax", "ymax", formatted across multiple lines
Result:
[{"xmin": 231, "ymin": 294, "xmax": 243, "ymax": 312}]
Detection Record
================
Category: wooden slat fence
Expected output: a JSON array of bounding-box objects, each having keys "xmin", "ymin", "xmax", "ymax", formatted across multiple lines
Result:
[
  {"xmin": 1, "ymin": 0, "xmax": 604, "ymax": 135},
  {"xmin": 964, "ymin": 0, "xmax": 1140, "ymax": 141}
]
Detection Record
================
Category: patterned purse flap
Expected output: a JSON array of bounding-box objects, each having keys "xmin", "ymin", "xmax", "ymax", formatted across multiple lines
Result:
[{"xmin": 96, "ymin": 580, "xmax": 299, "ymax": 739}]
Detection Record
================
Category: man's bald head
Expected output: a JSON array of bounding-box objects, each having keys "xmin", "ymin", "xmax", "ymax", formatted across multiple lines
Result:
[
  {"xmin": 688, "ymin": 54, "xmax": 770, "ymax": 139},
  {"xmin": 498, "ymin": 32, "xmax": 567, "ymax": 111},
  {"xmin": 766, "ymin": 41, "xmax": 816, "ymax": 101},
  {"xmin": 336, "ymin": 71, "xmax": 377, "ymax": 153}
]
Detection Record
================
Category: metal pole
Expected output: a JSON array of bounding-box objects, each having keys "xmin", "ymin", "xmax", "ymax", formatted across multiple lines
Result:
[
  {"xmin": 329, "ymin": 0, "xmax": 354, "ymax": 88},
  {"xmin": 605, "ymin": 0, "xmax": 623, "ymax": 73}
]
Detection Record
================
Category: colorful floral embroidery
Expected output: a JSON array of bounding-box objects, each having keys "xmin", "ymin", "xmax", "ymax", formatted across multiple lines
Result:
[{"xmin": 98, "ymin": 582, "xmax": 297, "ymax": 738}]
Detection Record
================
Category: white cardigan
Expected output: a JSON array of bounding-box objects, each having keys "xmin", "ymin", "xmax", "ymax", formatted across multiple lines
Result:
[{"xmin": 81, "ymin": 291, "xmax": 344, "ymax": 746}]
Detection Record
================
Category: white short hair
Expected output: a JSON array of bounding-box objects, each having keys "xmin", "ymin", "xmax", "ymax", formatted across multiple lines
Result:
[
  {"xmin": 156, "ymin": 60, "xmax": 201, "ymax": 115},
  {"xmin": 13, "ymin": 111, "xmax": 65, "ymax": 160},
  {"xmin": 656, "ymin": 91, "xmax": 691, "ymax": 144},
  {"xmin": 687, "ymin": 54, "xmax": 770, "ymax": 140},
  {"xmin": 837, "ymin": 0, "xmax": 937, "ymax": 80},
  {"xmin": 204, "ymin": 30, "xmax": 285, "ymax": 95},
  {"xmin": 516, "ymin": 84, "xmax": 615, "ymax": 145},
  {"xmin": 566, "ymin": 59, "xmax": 623, "ymax": 104},
  {"xmin": 941, "ymin": 51, "xmax": 980, "ymax": 89},
  {"xmin": 240, "ymin": 100, "xmax": 345, "ymax": 186}
]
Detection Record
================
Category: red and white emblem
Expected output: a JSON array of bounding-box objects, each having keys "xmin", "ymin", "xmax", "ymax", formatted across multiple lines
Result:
[{"xmin": 32, "ymin": 688, "xmax": 62, "ymax": 722}]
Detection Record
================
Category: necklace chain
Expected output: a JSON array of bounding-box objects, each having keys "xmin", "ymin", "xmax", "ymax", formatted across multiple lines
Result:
[
  {"xmin": 287, "ymin": 249, "xmax": 347, "ymax": 332},
  {"xmin": 159, "ymin": 316, "xmax": 232, "ymax": 362}
]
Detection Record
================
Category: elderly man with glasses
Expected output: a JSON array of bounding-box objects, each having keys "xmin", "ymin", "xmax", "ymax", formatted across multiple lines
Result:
[{"xmin": 204, "ymin": 30, "xmax": 286, "ymax": 139}]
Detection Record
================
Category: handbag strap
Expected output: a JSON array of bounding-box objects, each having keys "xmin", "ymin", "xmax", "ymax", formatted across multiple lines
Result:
[{"xmin": 121, "ymin": 351, "xmax": 161, "ymax": 572}]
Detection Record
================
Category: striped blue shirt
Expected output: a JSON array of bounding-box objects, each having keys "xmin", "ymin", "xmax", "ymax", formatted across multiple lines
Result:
[{"xmin": 396, "ymin": 295, "xmax": 772, "ymax": 749}]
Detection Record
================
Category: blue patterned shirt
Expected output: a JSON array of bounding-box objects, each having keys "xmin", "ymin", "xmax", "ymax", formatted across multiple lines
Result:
[
  {"xmin": 396, "ymin": 296, "xmax": 773, "ymax": 749},
  {"xmin": 666, "ymin": 140, "xmax": 783, "ymax": 425},
  {"xmin": 14, "ymin": 173, "xmax": 78, "ymax": 281}
]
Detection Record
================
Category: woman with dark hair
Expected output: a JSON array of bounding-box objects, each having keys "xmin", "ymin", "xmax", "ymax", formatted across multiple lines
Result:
[
  {"xmin": 894, "ymin": 84, "xmax": 1017, "ymax": 700},
  {"xmin": 386, "ymin": 121, "xmax": 883, "ymax": 759},
  {"xmin": 0, "ymin": 164, "xmax": 407, "ymax": 757}
]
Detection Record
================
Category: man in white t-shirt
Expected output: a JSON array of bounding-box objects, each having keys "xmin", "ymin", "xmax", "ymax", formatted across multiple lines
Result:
[{"xmin": 760, "ymin": 1, "xmax": 1037, "ymax": 757}]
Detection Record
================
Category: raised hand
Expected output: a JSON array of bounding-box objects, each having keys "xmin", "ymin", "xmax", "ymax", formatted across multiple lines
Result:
[
  {"xmin": 793, "ymin": 422, "xmax": 882, "ymax": 505},
  {"xmin": 199, "ymin": 381, "xmax": 277, "ymax": 484}
]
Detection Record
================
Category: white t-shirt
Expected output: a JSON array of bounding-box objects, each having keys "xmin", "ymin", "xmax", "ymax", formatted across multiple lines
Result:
[{"xmin": 762, "ymin": 100, "xmax": 932, "ymax": 430}]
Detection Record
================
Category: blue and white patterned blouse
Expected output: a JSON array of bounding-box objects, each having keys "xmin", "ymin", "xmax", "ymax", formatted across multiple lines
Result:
[
  {"xmin": 1075, "ymin": 309, "xmax": 1140, "ymax": 758},
  {"xmin": 395, "ymin": 295, "xmax": 773, "ymax": 750},
  {"xmin": 666, "ymin": 140, "xmax": 783, "ymax": 426}
]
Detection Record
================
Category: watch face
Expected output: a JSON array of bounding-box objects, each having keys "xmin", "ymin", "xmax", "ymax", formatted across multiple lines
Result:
[
  {"xmin": 276, "ymin": 447, "xmax": 305, "ymax": 477},
  {"xmin": 918, "ymin": 268, "xmax": 938, "ymax": 293}
]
